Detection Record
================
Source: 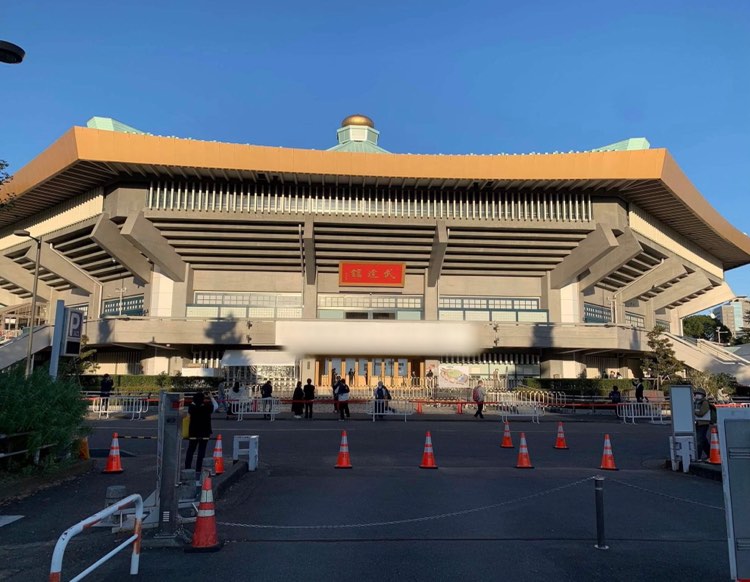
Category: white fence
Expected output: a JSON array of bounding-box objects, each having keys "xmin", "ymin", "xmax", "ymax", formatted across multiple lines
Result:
[
  {"xmin": 617, "ymin": 402, "xmax": 669, "ymax": 424},
  {"xmin": 50, "ymin": 493, "xmax": 143, "ymax": 581},
  {"xmin": 89, "ymin": 396, "xmax": 150, "ymax": 420},
  {"xmin": 365, "ymin": 399, "xmax": 416, "ymax": 422},
  {"xmin": 230, "ymin": 397, "xmax": 281, "ymax": 421}
]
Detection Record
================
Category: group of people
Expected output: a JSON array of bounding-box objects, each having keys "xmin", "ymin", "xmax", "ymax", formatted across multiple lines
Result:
[
  {"xmin": 291, "ymin": 379, "xmax": 317, "ymax": 419},
  {"xmin": 607, "ymin": 378, "xmax": 646, "ymax": 404}
]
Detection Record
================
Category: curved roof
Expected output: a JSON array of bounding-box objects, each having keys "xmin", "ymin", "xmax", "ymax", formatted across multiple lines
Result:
[{"xmin": 2, "ymin": 125, "xmax": 750, "ymax": 269}]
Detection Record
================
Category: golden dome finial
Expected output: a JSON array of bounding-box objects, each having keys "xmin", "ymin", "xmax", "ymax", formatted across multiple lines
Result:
[{"xmin": 341, "ymin": 114, "xmax": 375, "ymax": 128}]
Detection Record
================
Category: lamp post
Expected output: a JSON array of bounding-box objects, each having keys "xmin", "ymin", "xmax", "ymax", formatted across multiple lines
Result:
[
  {"xmin": 0, "ymin": 40, "xmax": 25, "ymax": 64},
  {"xmin": 14, "ymin": 230, "xmax": 41, "ymax": 377}
]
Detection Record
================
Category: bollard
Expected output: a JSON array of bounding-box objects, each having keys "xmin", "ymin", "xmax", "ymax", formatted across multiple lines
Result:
[
  {"xmin": 594, "ymin": 476, "xmax": 608, "ymax": 550},
  {"xmin": 179, "ymin": 469, "xmax": 198, "ymax": 501}
]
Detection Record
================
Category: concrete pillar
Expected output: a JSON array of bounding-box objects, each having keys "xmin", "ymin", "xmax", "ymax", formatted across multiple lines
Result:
[
  {"xmin": 303, "ymin": 277, "xmax": 317, "ymax": 319},
  {"xmin": 150, "ymin": 267, "xmax": 174, "ymax": 317},
  {"xmin": 424, "ymin": 268, "xmax": 438, "ymax": 321}
]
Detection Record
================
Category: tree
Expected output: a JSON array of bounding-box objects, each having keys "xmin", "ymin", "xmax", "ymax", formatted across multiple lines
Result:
[
  {"xmin": 0, "ymin": 159, "xmax": 15, "ymax": 209},
  {"xmin": 682, "ymin": 315, "xmax": 716, "ymax": 339},
  {"xmin": 687, "ymin": 370, "xmax": 737, "ymax": 401},
  {"xmin": 641, "ymin": 325, "xmax": 684, "ymax": 389}
]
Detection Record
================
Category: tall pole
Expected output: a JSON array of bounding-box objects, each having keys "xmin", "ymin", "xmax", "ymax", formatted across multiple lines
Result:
[{"xmin": 25, "ymin": 236, "xmax": 42, "ymax": 378}]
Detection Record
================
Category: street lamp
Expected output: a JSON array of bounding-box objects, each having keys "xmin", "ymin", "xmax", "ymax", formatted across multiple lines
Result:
[
  {"xmin": 0, "ymin": 40, "xmax": 25, "ymax": 64},
  {"xmin": 14, "ymin": 230, "xmax": 41, "ymax": 377}
]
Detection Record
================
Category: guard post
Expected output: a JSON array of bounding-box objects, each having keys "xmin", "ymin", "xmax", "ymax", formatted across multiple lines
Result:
[
  {"xmin": 668, "ymin": 385, "xmax": 695, "ymax": 472},
  {"xmin": 152, "ymin": 391, "xmax": 186, "ymax": 546},
  {"xmin": 716, "ymin": 407, "xmax": 750, "ymax": 582}
]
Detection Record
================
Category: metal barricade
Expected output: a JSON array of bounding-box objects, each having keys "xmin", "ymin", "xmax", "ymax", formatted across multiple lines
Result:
[
  {"xmin": 49, "ymin": 493, "xmax": 143, "ymax": 581},
  {"xmin": 231, "ymin": 397, "xmax": 281, "ymax": 421},
  {"xmin": 365, "ymin": 399, "xmax": 415, "ymax": 422},
  {"xmin": 617, "ymin": 402, "xmax": 668, "ymax": 424},
  {"xmin": 492, "ymin": 402, "xmax": 544, "ymax": 424},
  {"xmin": 90, "ymin": 396, "xmax": 148, "ymax": 420}
]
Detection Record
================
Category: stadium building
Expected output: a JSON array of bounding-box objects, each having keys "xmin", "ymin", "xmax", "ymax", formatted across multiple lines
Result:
[{"xmin": 1, "ymin": 114, "xmax": 749, "ymax": 388}]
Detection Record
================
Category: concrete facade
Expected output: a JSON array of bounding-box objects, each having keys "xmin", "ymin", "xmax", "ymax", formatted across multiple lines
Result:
[{"xmin": 2, "ymin": 115, "xmax": 749, "ymax": 385}]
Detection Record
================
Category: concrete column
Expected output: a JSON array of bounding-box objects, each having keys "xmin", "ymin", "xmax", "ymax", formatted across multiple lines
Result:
[
  {"xmin": 150, "ymin": 267, "xmax": 174, "ymax": 317},
  {"xmin": 171, "ymin": 266, "xmax": 193, "ymax": 318},
  {"xmin": 303, "ymin": 277, "xmax": 317, "ymax": 319},
  {"xmin": 141, "ymin": 355, "xmax": 170, "ymax": 375},
  {"xmin": 424, "ymin": 268, "xmax": 438, "ymax": 321},
  {"xmin": 541, "ymin": 274, "xmax": 562, "ymax": 323},
  {"xmin": 559, "ymin": 282, "xmax": 580, "ymax": 323}
]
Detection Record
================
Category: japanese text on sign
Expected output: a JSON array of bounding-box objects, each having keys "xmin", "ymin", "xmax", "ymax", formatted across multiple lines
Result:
[{"xmin": 339, "ymin": 262, "xmax": 406, "ymax": 287}]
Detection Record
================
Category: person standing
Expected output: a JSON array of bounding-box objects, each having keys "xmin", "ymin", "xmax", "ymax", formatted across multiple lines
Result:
[
  {"xmin": 185, "ymin": 391, "xmax": 218, "ymax": 477},
  {"xmin": 303, "ymin": 378, "xmax": 315, "ymax": 419},
  {"xmin": 336, "ymin": 379, "xmax": 351, "ymax": 420},
  {"xmin": 291, "ymin": 380, "xmax": 304, "ymax": 419},
  {"xmin": 375, "ymin": 381, "xmax": 386, "ymax": 419},
  {"xmin": 634, "ymin": 378, "xmax": 645, "ymax": 403},
  {"xmin": 693, "ymin": 388, "xmax": 712, "ymax": 461},
  {"xmin": 100, "ymin": 373, "xmax": 114, "ymax": 411},
  {"xmin": 348, "ymin": 368, "xmax": 355, "ymax": 386},
  {"xmin": 332, "ymin": 375, "xmax": 341, "ymax": 414},
  {"xmin": 609, "ymin": 385, "xmax": 622, "ymax": 404},
  {"xmin": 473, "ymin": 380, "xmax": 486, "ymax": 419},
  {"xmin": 261, "ymin": 380, "xmax": 273, "ymax": 419}
]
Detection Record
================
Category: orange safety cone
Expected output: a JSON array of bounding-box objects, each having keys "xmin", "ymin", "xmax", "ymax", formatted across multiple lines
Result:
[
  {"xmin": 420, "ymin": 431, "xmax": 438, "ymax": 469},
  {"xmin": 456, "ymin": 402, "xmax": 463, "ymax": 414},
  {"xmin": 708, "ymin": 426, "xmax": 722, "ymax": 465},
  {"xmin": 553, "ymin": 422, "xmax": 569, "ymax": 450},
  {"xmin": 102, "ymin": 432, "xmax": 124, "ymax": 473},
  {"xmin": 516, "ymin": 432, "xmax": 533, "ymax": 469},
  {"xmin": 335, "ymin": 431, "xmax": 353, "ymax": 469},
  {"xmin": 78, "ymin": 436, "xmax": 90, "ymax": 460},
  {"xmin": 185, "ymin": 476, "xmax": 221, "ymax": 552},
  {"xmin": 213, "ymin": 435, "xmax": 225, "ymax": 475},
  {"xmin": 416, "ymin": 401, "xmax": 423, "ymax": 414},
  {"xmin": 501, "ymin": 421, "xmax": 514, "ymax": 448},
  {"xmin": 600, "ymin": 434, "xmax": 618, "ymax": 471}
]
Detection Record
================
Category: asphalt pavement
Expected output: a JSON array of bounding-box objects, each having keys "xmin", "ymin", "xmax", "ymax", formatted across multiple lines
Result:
[{"xmin": 0, "ymin": 411, "xmax": 731, "ymax": 581}]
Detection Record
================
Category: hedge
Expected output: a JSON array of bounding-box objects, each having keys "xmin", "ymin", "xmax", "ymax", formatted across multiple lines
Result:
[
  {"xmin": 80, "ymin": 374, "xmax": 222, "ymax": 393},
  {"xmin": 0, "ymin": 365, "xmax": 89, "ymax": 471},
  {"xmin": 521, "ymin": 378, "xmax": 659, "ymax": 396}
]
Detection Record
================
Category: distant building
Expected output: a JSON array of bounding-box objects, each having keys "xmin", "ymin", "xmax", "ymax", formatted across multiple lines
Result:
[{"xmin": 713, "ymin": 297, "xmax": 750, "ymax": 336}]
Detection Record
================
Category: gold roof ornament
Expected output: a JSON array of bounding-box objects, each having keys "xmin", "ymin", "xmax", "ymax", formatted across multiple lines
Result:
[{"xmin": 341, "ymin": 114, "xmax": 375, "ymax": 128}]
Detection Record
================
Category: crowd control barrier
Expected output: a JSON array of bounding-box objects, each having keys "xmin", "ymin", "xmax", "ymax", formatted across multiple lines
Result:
[
  {"xmin": 231, "ymin": 397, "xmax": 281, "ymax": 421},
  {"xmin": 49, "ymin": 493, "xmax": 143, "ymax": 581},
  {"xmin": 89, "ymin": 396, "xmax": 149, "ymax": 420},
  {"xmin": 492, "ymin": 402, "xmax": 544, "ymax": 423},
  {"xmin": 365, "ymin": 399, "xmax": 415, "ymax": 422},
  {"xmin": 617, "ymin": 402, "xmax": 668, "ymax": 424}
]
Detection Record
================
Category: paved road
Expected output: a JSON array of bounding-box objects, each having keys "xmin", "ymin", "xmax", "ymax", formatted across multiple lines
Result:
[{"xmin": 0, "ymin": 415, "xmax": 731, "ymax": 581}]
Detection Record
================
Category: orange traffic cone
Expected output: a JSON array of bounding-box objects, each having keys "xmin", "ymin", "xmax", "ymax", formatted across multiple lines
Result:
[
  {"xmin": 416, "ymin": 402, "xmax": 423, "ymax": 414},
  {"xmin": 78, "ymin": 436, "xmax": 90, "ymax": 460},
  {"xmin": 708, "ymin": 426, "xmax": 721, "ymax": 465},
  {"xmin": 553, "ymin": 422, "xmax": 569, "ymax": 450},
  {"xmin": 185, "ymin": 476, "xmax": 221, "ymax": 552},
  {"xmin": 501, "ymin": 422, "xmax": 514, "ymax": 448},
  {"xmin": 335, "ymin": 431, "xmax": 352, "ymax": 469},
  {"xmin": 456, "ymin": 402, "xmax": 463, "ymax": 414},
  {"xmin": 420, "ymin": 431, "xmax": 438, "ymax": 469},
  {"xmin": 600, "ymin": 434, "xmax": 618, "ymax": 471},
  {"xmin": 102, "ymin": 433, "xmax": 124, "ymax": 473},
  {"xmin": 213, "ymin": 435, "xmax": 225, "ymax": 475},
  {"xmin": 516, "ymin": 432, "xmax": 533, "ymax": 468}
]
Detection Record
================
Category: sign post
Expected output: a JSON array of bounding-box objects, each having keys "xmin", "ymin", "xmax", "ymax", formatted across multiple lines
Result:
[
  {"xmin": 668, "ymin": 385, "xmax": 695, "ymax": 472},
  {"xmin": 49, "ymin": 301, "xmax": 83, "ymax": 378}
]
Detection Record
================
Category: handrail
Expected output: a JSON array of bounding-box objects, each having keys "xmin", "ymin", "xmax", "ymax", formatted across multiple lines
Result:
[{"xmin": 49, "ymin": 493, "xmax": 143, "ymax": 582}]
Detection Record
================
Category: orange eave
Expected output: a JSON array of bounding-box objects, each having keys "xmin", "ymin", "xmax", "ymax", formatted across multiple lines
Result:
[{"xmin": 2, "ymin": 126, "xmax": 750, "ymax": 269}]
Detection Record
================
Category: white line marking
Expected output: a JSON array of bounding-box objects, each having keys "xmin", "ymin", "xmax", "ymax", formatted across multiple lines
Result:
[{"xmin": 0, "ymin": 516, "xmax": 23, "ymax": 528}]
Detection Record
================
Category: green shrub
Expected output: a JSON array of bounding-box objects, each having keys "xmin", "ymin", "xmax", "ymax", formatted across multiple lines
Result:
[
  {"xmin": 0, "ymin": 365, "xmax": 88, "ymax": 471},
  {"xmin": 521, "ymin": 378, "xmax": 637, "ymax": 396}
]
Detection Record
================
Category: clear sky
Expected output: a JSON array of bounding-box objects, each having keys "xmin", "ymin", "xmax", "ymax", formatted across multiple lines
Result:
[{"xmin": 2, "ymin": 0, "xmax": 749, "ymax": 300}]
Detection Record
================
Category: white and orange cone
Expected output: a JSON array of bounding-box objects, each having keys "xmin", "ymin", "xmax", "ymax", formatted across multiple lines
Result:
[
  {"xmin": 102, "ymin": 432, "xmax": 124, "ymax": 473},
  {"xmin": 553, "ymin": 422, "xmax": 569, "ymax": 450},
  {"xmin": 600, "ymin": 434, "xmax": 618, "ymax": 471},
  {"xmin": 213, "ymin": 435, "xmax": 225, "ymax": 475},
  {"xmin": 501, "ymin": 421, "xmax": 514, "ymax": 448},
  {"xmin": 708, "ymin": 426, "xmax": 721, "ymax": 465},
  {"xmin": 185, "ymin": 476, "xmax": 221, "ymax": 552},
  {"xmin": 420, "ymin": 431, "xmax": 438, "ymax": 469},
  {"xmin": 335, "ymin": 431, "xmax": 352, "ymax": 469},
  {"xmin": 516, "ymin": 433, "xmax": 533, "ymax": 469}
]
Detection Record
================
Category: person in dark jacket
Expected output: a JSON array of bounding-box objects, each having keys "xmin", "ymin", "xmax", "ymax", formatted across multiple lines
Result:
[
  {"xmin": 634, "ymin": 379, "xmax": 645, "ymax": 403},
  {"xmin": 185, "ymin": 391, "xmax": 217, "ymax": 475},
  {"xmin": 303, "ymin": 378, "xmax": 315, "ymax": 419},
  {"xmin": 292, "ymin": 381, "xmax": 305, "ymax": 419},
  {"xmin": 261, "ymin": 380, "xmax": 273, "ymax": 419},
  {"xmin": 100, "ymin": 373, "xmax": 114, "ymax": 411}
]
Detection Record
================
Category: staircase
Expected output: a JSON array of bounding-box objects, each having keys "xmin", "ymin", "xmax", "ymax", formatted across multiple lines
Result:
[
  {"xmin": 666, "ymin": 333, "xmax": 750, "ymax": 384},
  {"xmin": 0, "ymin": 302, "xmax": 52, "ymax": 371}
]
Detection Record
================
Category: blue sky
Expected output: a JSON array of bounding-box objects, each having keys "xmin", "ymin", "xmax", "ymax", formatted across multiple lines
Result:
[{"xmin": 2, "ymin": 0, "xmax": 749, "ymax": 298}]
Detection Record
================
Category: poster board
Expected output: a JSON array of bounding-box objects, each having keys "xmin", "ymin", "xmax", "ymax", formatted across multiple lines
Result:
[{"xmin": 669, "ymin": 385, "xmax": 694, "ymax": 435}]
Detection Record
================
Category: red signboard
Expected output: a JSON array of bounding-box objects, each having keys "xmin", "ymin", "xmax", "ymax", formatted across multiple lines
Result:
[{"xmin": 339, "ymin": 262, "xmax": 406, "ymax": 287}]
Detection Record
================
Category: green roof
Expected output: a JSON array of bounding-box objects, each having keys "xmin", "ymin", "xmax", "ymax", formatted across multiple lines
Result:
[
  {"xmin": 86, "ymin": 117, "xmax": 146, "ymax": 134},
  {"xmin": 590, "ymin": 137, "xmax": 650, "ymax": 152},
  {"xmin": 327, "ymin": 140, "xmax": 390, "ymax": 154}
]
